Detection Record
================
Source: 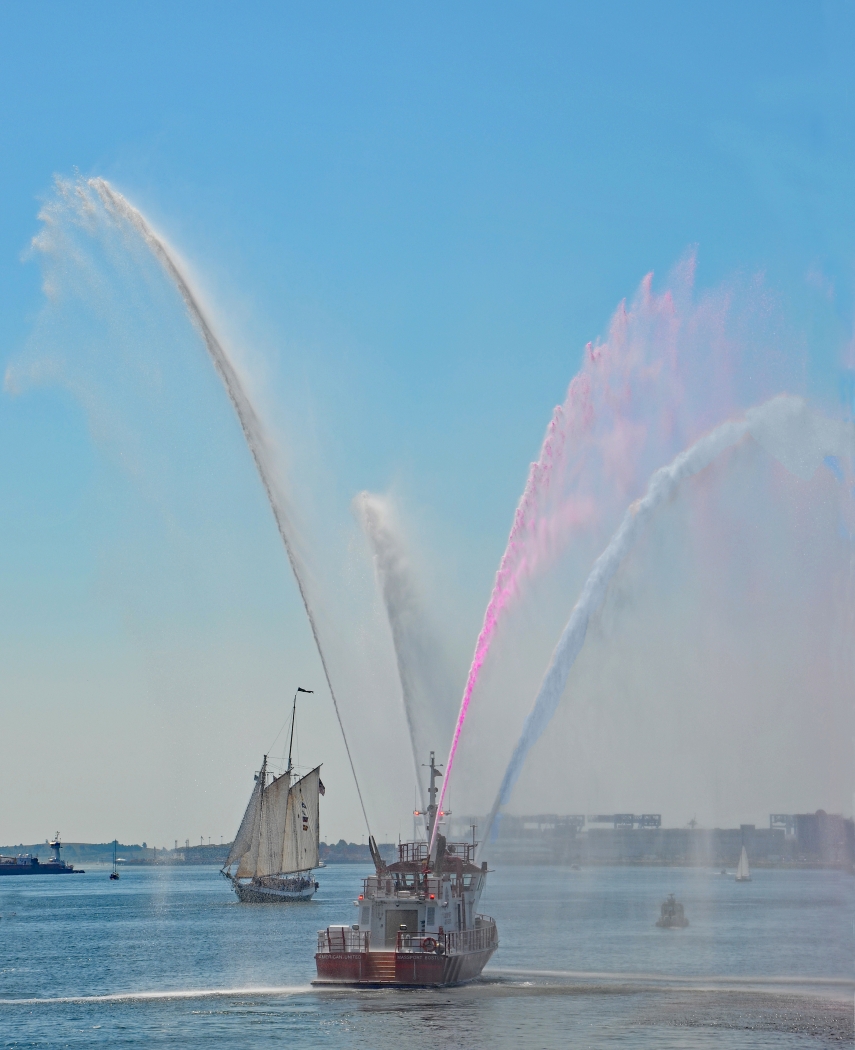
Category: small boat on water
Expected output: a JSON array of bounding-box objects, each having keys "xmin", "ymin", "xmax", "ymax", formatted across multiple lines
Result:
[
  {"xmin": 735, "ymin": 846, "xmax": 751, "ymax": 882},
  {"xmin": 655, "ymin": 893, "xmax": 688, "ymax": 928},
  {"xmin": 221, "ymin": 688, "xmax": 322, "ymax": 903},
  {"xmin": 110, "ymin": 839, "xmax": 120, "ymax": 880},
  {"xmin": 314, "ymin": 752, "xmax": 498, "ymax": 987}
]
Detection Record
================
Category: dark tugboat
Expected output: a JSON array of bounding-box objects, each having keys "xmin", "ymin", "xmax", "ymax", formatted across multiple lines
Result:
[
  {"xmin": 656, "ymin": 893, "xmax": 688, "ymax": 928},
  {"xmin": 314, "ymin": 752, "xmax": 499, "ymax": 987},
  {"xmin": 0, "ymin": 833, "xmax": 83, "ymax": 876}
]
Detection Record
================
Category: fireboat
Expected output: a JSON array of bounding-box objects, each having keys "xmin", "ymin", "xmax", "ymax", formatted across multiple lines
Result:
[{"xmin": 314, "ymin": 752, "xmax": 499, "ymax": 986}]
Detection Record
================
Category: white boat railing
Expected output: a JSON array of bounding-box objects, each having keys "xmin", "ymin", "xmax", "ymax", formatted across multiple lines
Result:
[
  {"xmin": 318, "ymin": 917, "xmax": 498, "ymax": 956},
  {"xmin": 443, "ymin": 918, "xmax": 498, "ymax": 955},
  {"xmin": 397, "ymin": 917, "xmax": 498, "ymax": 955},
  {"xmin": 318, "ymin": 926, "xmax": 370, "ymax": 953}
]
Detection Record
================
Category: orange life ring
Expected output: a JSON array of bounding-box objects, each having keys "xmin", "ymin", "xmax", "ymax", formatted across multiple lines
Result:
[{"xmin": 422, "ymin": 936, "xmax": 437, "ymax": 952}]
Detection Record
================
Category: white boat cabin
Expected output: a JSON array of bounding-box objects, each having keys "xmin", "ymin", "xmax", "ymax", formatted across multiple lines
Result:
[{"xmin": 354, "ymin": 838, "xmax": 488, "ymax": 949}]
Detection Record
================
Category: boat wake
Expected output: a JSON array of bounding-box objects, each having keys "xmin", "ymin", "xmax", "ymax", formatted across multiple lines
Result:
[
  {"xmin": 484, "ymin": 967, "xmax": 854, "ymax": 998},
  {"xmin": 0, "ymin": 985, "xmax": 312, "ymax": 1006},
  {"xmin": 4, "ymin": 971, "xmax": 851, "ymax": 1009}
]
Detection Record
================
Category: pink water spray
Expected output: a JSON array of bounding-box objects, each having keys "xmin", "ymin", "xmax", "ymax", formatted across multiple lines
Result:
[
  {"xmin": 430, "ymin": 264, "xmax": 743, "ymax": 849},
  {"xmin": 430, "ymin": 380, "xmax": 591, "ymax": 846}
]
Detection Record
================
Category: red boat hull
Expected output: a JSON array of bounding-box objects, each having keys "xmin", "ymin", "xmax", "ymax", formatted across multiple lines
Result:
[{"xmin": 314, "ymin": 946, "xmax": 496, "ymax": 987}]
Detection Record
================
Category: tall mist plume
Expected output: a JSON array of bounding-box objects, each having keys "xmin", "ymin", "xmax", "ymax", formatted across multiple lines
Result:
[{"xmin": 355, "ymin": 492, "xmax": 457, "ymax": 814}]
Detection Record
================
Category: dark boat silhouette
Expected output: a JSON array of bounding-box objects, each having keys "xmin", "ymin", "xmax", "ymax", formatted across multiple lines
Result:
[{"xmin": 656, "ymin": 893, "xmax": 688, "ymax": 928}]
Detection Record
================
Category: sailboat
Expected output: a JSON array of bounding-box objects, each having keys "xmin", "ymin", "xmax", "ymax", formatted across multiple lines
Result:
[
  {"xmin": 109, "ymin": 839, "xmax": 120, "ymax": 880},
  {"xmin": 221, "ymin": 689, "xmax": 322, "ymax": 903},
  {"xmin": 735, "ymin": 845, "xmax": 751, "ymax": 882}
]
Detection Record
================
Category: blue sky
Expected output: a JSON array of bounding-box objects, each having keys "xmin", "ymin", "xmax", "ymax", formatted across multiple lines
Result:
[{"xmin": 0, "ymin": 2, "xmax": 853, "ymax": 845}]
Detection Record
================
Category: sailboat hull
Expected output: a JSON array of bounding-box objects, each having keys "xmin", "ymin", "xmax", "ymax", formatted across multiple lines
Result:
[{"xmin": 233, "ymin": 875, "xmax": 317, "ymax": 903}]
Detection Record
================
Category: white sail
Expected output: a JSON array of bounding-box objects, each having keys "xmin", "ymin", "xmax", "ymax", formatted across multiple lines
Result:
[
  {"xmin": 255, "ymin": 771, "xmax": 292, "ymax": 878},
  {"xmin": 224, "ymin": 776, "xmax": 262, "ymax": 874},
  {"xmin": 281, "ymin": 767, "xmax": 320, "ymax": 873},
  {"xmin": 736, "ymin": 846, "xmax": 750, "ymax": 880}
]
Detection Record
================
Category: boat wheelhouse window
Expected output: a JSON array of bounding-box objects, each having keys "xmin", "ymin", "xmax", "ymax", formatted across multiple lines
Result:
[
  {"xmin": 360, "ymin": 906, "xmax": 370, "ymax": 925},
  {"xmin": 426, "ymin": 906, "xmax": 435, "ymax": 925}
]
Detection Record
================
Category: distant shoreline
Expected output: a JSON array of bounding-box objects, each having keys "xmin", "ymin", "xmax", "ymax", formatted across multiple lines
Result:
[
  {"xmin": 1, "ymin": 840, "xmax": 852, "ymax": 872},
  {"xmin": 0, "ymin": 840, "xmax": 399, "ymax": 868}
]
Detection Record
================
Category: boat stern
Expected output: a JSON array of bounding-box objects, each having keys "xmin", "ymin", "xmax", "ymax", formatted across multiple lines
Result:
[{"xmin": 314, "ymin": 919, "xmax": 498, "ymax": 987}]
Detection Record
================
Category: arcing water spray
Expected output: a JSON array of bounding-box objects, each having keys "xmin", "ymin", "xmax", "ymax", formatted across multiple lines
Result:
[
  {"xmin": 477, "ymin": 395, "xmax": 855, "ymax": 854},
  {"xmin": 430, "ymin": 267, "xmax": 755, "ymax": 849},
  {"xmin": 88, "ymin": 179, "xmax": 373, "ymax": 836}
]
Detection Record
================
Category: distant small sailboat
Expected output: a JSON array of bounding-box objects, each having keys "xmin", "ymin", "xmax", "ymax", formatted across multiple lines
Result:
[
  {"xmin": 735, "ymin": 846, "xmax": 751, "ymax": 882},
  {"xmin": 110, "ymin": 839, "xmax": 120, "ymax": 880}
]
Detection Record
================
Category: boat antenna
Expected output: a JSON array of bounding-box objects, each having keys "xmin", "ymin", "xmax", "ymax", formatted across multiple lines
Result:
[{"xmin": 287, "ymin": 687, "xmax": 312, "ymax": 776}]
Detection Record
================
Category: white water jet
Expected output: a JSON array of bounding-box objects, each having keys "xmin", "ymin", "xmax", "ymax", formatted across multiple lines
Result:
[
  {"xmin": 479, "ymin": 395, "xmax": 855, "ymax": 855},
  {"xmin": 355, "ymin": 492, "xmax": 457, "ymax": 813},
  {"xmin": 88, "ymin": 178, "xmax": 372, "ymax": 833}
]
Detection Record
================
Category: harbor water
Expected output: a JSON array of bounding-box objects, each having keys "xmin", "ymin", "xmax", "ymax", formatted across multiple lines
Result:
[{"xmin": 1, "ymin": 863, "xmax": 852, "ymax": 1048}]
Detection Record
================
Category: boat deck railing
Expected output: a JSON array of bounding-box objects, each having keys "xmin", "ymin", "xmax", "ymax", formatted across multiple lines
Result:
[
  {"xmin": 318, "ymin": 917, "xmax": 498, "ymax": 957},
  {"xmin": 318, "ymin": 926, "xmax": 370, "ymax": 953},
  {"xmin": 397, "ymin": 917, "xmax": 498, "ymax": 955},
  {"xmin": 396, "ymin": 841, "xmax": 476, "ymax": 865},
  {"xmin": 362, "ymin": 871, "xmax": 479, "ymax": 901},
  {"xmin": 442, "ymin": 917, "xmax": 498, "ymax": 955}
]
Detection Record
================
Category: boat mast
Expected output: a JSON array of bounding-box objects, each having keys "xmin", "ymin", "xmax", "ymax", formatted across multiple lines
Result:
[
  {"xmin": 286, "ymin": 687, "xmax": 313, "ymax": 779},
  {"xmin": 286, "ymin": 693, "xmax": 298, "ymax": 777},
  {"xmin": 425, "ymin": 751, "xmax": 443, "ymax": 842}
]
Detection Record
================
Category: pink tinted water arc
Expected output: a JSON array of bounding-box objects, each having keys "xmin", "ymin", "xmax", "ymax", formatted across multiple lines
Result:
[
  {"xmin": 430, "ymin": 396, "xmax": 580, "ymax": 848},
  {"xmin": 429, "ymin": 262, "xmax": 753, "ymax": 849}
]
